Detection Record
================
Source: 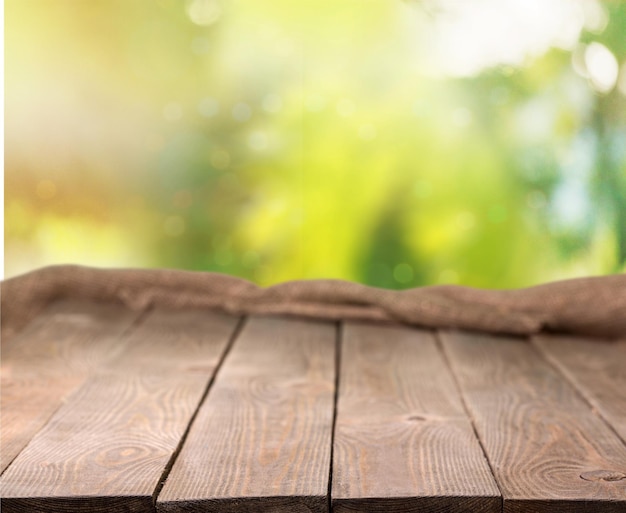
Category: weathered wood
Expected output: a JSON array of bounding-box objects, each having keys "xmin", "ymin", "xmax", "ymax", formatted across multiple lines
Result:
[
  {"xmin": 332, "ymin": 323, "xmax": 500, "ymax": 513},
  {"xmin": 441, "ymin": 331, "xmax": 626, "ymax": 513},
  {"xmin": 0, "ymin": 308, "xmax": 240, "ymax": 513},
  {"xmin": 0, "ymin": 300, "xmax": 139, "ymax": 472},
  {"xmin": 156, "ymin": 316, "xmax": 336, "ymax": 513},
  {"xmin": 533, "ymin": 335, "xmax": 626, "ymax": 443},
  {"xmin": 4, "ymin": 302, "xmax": 626, "ymax": 511}
]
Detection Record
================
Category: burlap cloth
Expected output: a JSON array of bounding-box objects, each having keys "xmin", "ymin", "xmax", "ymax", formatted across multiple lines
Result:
[{"xmin": 1, "ymin": 265, "xmax": 625, "ymax": 341}]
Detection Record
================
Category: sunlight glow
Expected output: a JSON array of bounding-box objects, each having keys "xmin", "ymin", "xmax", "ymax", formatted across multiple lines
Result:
[
  {"xmin": 5, "ymin": 0, "xmax": 625, "ymax": 286},
  {"xmin": 417, "ymin": 0, "xmax": 607, "ymax": 77},
  {"xmin": 585, "ymin": 42, "xmax": 619, "ymax": 93}
]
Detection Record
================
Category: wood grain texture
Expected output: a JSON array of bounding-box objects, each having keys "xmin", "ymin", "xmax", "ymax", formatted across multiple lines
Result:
[
  {"xmin": 332, "ymin": 323, "xmax": 500, "ymax": 513},
  {"xmin": 441, "ymin": 330, "xmax": 626, "ymax": 513},
  {"xmin": 533, "ymin": 335, "xmax": 626, "ymax": 443},
  {"xmin": 0, "ymin": 308, "xmax": 239, "ymax": 513},
  {"xmin": 0, "ymin": 300, "xmax": 139, "ymax": 472},
  {"xmin": 156, "ymin": 316, "xmax": 336, "ymax": 513}
]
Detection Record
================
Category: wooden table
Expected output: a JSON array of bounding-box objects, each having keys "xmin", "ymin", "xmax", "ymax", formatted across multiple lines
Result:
[{"xmin": 1, "ymin": 300, "xmax": 625, "ymax": 512}]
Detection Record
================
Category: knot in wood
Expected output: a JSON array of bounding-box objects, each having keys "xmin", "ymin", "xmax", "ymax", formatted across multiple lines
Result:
[{"xmin": 580, "ymin": 470, "xmax": 626, "ymax": 482}]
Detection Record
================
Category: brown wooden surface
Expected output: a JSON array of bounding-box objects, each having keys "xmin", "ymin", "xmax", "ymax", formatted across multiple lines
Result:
[
  {"xmin": 332, "ymin": 323, "xmax": 501, "ymax": 513},
  {"xmin": 157, "ymin": 316, "xmax": 336, "ymax": 513},
  {"xmin": 533, "ymin": 335, "xmax": 626, "ymax": 444},
  {"xmin": 441, "ymin": 331, "xmax": 626, "ymax": 513},
  {"xmin": 0, "ymin": 300, "xmax": 140, "ymax": 473},
  {"xmin": 2, "ymin": 301, "xmax": 626, "ymax": 512},
  {"xmin": 0, "ymin": 309, "xmax": 240, "ymax": 513}
]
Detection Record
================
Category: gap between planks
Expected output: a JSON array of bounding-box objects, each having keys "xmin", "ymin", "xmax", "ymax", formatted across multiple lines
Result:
[
  {"xmin": 331, "ymin": 323, "xmax": 500, "ymax": 513},
  {"xmin": 440, "ymin": 330, "xmax": 626, "ymax": 513},
  {"xmin": 5, "ymin": 305, "xmax": 625, "ymax": 513},
  {"xmin": 326, "ymin": 322, "xmax": 343, "ymax": 513},
  {"xmin": 434, "ymin": 329, "xmax": 506, "ymax": 513},
  {"xmin": 0, "ymin": 300, "xmax": 149, "ymax": 475},
  {"xmin": 1, "ymin": 306, "xmax": 242, "ymax": 513},
  {"xmin": 156, "ymin": 316, "xmax": 337, "ymax": 513},
  {"xmin": 532, "ymin": 335, "xmax": 626, "ymax": 446},
  {"xmin": 150, "ymin": 316, "xmax": 247, "ymax": 504}
]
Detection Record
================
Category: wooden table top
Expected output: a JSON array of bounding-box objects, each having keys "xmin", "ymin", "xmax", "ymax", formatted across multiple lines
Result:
[{"xmin": 1, "ymin": 300, "xmax": 625, "ymax": 512}]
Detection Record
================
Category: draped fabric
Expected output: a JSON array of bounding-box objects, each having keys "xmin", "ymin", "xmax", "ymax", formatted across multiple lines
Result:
[{"xmin": 2, "ymin": 265, "xmax": 625, "ymax": 340}]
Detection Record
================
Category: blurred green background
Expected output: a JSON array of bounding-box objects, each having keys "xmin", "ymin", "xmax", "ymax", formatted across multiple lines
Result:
[{"xmin": 5, "ymin": 0, "xmax": 626, "ymax": 288}]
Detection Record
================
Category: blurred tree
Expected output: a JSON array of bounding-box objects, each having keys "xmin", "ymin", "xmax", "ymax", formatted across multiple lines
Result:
[{"xmin": 5, "ymin": 0, "xmax": 625, "ymax": 286}]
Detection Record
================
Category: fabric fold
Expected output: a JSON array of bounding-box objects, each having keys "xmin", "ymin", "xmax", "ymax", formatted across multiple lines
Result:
[{"xmin": 1, "ymin": 265, "xmax": 624, "ymax": 340}]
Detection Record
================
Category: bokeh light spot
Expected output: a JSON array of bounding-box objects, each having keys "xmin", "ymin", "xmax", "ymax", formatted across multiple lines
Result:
[
  {"xmin": 214, "ymin": 247, "xmax": 232, "ymax": 266},
  {"xmin": 248, "ymin": 131, "xmax": 269, "ymax": 151},
  {"xmin": 438, "ymin": 269, "xmax": 459, "ymax": 284},
  {"xmin": 232, "ymin": 102, "xmax": 252, "ymax": 122},
  {"xmin": 198, "ymin": 97, "xmax": 219, "ymax": 118},
  {"xmin": 262, "ymin": 93, "xmax": 282, "ymax": 113},
  {"xmin": 414, "ymin": 181, "xmax": 433, "ymax": 199},
  {"xmin": 452, "ymin": 107, "xmax": 472, "ymax": 127},
  {"xmin": 582, "ymin": 2, "xmax": 609, "ymax": 33},
  {"xmin": 393, "ymin": 263, "xmax": 414, "ymax": 284},
  {"xmin": 242, "ymin": 250, "xmax": 260, "ymax": 268},
  {"xmin": 186, "ymin": 0, "xmax": 221, "ymax": 26},
  {"xmin": 456, "ymin": 211, "xmax": 476, "ymax": 231},
  {"xmin": 584, "ymin": 42, "xmax": 619, "ymax": 93}
]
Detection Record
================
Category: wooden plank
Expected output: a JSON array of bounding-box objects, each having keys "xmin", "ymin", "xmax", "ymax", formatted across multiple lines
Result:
[
  {"xmin": 331, "ymin": 323, "xmax": 501, "ymax": 513},
  {"xmin": 0, "ymin": 300, "xmax": 139, "ymax": 472},
  {"xmin": 441, "ymin": 330, "xmax": 626, "ymax": 513},
  {"xmin": 533, "ymin": 335, "xmax": 626, "ymax": 443},
  {"xmin": 156, "ymin": 316, "xmax": 336, "ymax": 513},
  {"xmin": 0, "ymin": 309, "xmax": 240, "ymax": 513}
]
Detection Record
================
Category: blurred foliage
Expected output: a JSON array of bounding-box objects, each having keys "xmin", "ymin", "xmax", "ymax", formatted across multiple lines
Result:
[{"xmin": 5, "ymin": 0, "xmax": 626, "ymax": 288}]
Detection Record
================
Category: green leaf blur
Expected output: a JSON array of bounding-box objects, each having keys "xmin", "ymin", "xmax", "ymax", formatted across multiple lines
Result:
[{"xmin": 5, "ymin": 0, "xmax": 626, "ymax": 288}]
